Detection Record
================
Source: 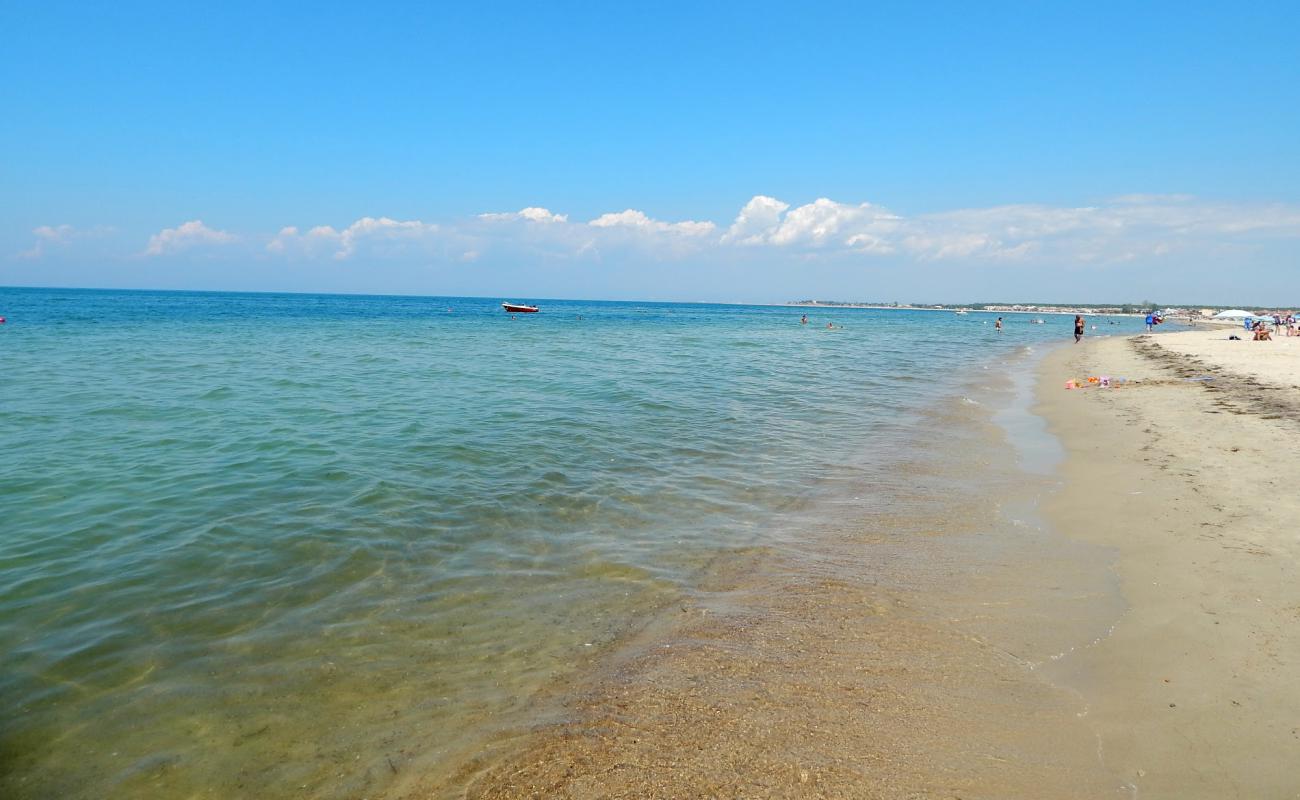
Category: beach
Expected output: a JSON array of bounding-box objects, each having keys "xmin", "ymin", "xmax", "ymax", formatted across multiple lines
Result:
[
  {"xmin": 447, "ymin": 328, "xmax": 1300, "ymax": 798},
  {"xmin": 1034, "ymin": 330, "xmax": 1300, "ymax": 796},
  {"xmin": 6, "ymin": 293, "xmax": 1298, "ymax": 799},
  {"xmin": 8, "ymin": 1, "xmax": 1297, "ymax": 796}
]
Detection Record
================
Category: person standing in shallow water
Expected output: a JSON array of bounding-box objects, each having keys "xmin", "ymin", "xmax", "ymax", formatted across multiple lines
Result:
[
  {"xmin": 995, "ymin": 316, "xmax": 1003, "ymax": 332},
  {"xmin": 1074, "ymin": 315, "xmax": 1085, "ymax": 343}
]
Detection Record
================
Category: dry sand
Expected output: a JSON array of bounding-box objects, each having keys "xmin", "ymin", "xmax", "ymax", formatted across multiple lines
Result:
[
  {"xmin": 1036, "ymin": 332, "xmax": 1300, "ymax": 797},
  {"xmin": 1148, "ymin": 327, "xmax": 1300, "ymax": 388},
  {"xmin": 426, "ymin": 332, "xmax": 1300, "ymax": 799}
]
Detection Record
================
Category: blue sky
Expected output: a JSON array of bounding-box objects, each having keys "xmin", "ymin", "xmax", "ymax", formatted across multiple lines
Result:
[{"xmin": 3, "ymin": 1, "xmax": 1298, "ymax": 303}]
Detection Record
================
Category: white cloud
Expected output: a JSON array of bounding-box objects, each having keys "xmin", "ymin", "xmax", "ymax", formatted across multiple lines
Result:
[
  {"xmin": 267, "ymin": 216, "xmax": 440, "ymax": 259},
  {"xmin": 767, "ymin": 198, "xmax": 901, "ymax": 249},
  {"xmin": 587, "ymin": 209, "xmax": 716, "ymax": 236},
  {"xmin": 722, "ymin": 195, "xmax": 789, "ymax": 244},
  {"xmin": 19, "ymin": 224, "xmax": 76, "ymax": 259},
  {"xmin": 118, "ymin": 194, "xmax": 1300, "ymax": 270},
  {"xmin": 144, "ymin": 220, "xmax": 236, "ymax": 256},
  {"xmin": 897, "ymin": 198, "xmax": 1300, "ymax": 262},
  {"xmin": 478, "ymin": 207, "xmax": 568, "ymax": 223},
  {"xmin": 722, "ymin": 196, "xmax": 902, "ymax": 250},
  {"xmin": 19, "ymin": 224, "xmax": 112, "ymax": 259},
  {"xmin": 1110, "ymin": 193, "xmax": 1196, "ymax": 205},
  {"xmin": 33, "ymin": 224, "xmax": 75, "ymax": 242}
]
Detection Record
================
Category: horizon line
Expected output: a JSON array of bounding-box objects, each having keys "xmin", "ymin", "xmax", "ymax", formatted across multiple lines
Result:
[{"xmin": 1, "ymin": 284, "xmax": 1293, "ymax": 311}]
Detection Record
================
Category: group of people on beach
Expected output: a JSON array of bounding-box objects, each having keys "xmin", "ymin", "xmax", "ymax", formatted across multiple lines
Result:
[
  {"xmin": 1241, "ymin": 313, "xmax": 1295, "ymax": 340},
  {"xmin": 1268, "ymin": 312, "xmax": 1295, "ymax": 336}
]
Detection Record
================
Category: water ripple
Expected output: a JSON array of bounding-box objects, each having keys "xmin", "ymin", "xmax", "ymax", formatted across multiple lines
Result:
[{"xmin": 0, "ymin": 289, "xmax": 1154, "ymax": 799}]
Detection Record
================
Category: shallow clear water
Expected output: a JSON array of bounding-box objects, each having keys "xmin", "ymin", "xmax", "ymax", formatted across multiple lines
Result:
[{"xmin": 0, "ymin": 289, "xmax": 1150, "ymax": 798}]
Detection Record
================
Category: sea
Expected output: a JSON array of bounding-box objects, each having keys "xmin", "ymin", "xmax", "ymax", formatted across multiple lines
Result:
[{"xmin": 0, "ymin": 288, "xmax": 1151, "ymax": 798}]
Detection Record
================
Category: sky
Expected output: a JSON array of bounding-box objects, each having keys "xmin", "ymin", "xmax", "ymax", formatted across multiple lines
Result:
[{"xmin": 2, "ymin": 1, "xmax": 1298, "ymax": 304}]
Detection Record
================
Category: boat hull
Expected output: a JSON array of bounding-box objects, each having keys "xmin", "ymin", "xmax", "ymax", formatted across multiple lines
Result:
[{"xmin": 502, "ymin": 303, "xmax": 539, "ymax": 313}]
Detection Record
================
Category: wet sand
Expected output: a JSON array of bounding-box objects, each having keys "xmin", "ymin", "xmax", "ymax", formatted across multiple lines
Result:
[
  {"xmin": 419, "ymin": 368, "xmax": 1132, "ymax": 799},
  {"xmin": 418, "ymin": 333, "xmax": 1300, "ymax": 798}
]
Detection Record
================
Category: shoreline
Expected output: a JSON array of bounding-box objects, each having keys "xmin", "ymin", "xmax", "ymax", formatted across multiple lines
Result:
[
  {"xmin": 436, "ymin": 332, "xmax": 1300, "ymax": 797},
  {"xmin": 427, "ymin": 347, "xmax": 1136, "ymax": 797}
]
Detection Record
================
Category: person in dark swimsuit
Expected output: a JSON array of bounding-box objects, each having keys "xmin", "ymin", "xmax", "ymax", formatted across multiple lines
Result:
[{"xmin": 1074, "ymin": 315, "xmax": 1084, "ymax": 343}]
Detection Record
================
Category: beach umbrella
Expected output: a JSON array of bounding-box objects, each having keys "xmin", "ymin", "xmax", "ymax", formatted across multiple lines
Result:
[{"xmin": 1212, "ymin": 309, "xmax": 1254, "ymax": 318}]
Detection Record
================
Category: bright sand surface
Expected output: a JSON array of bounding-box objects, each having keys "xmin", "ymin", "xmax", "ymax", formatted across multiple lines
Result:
[
  {"xmin": 1036, "ymin": 332, "xmax": 1300, "ymax": 796},
  {"xmin": 1153, "ymin": 327, "xmax": 1300, "ymax": 388},
  {"xmin": 443, "ymin": 332, "xmax": 1300, "ymax": 798}
]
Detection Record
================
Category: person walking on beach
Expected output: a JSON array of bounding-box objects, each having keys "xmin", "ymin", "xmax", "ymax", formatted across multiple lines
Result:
[
  {"xmin": 1145, "ymin": 311, "xmax": 1155, "ymax": 332},
  {"xmin": 1074, "ymin": 315, "xmax": 1085, "ymax": 343},
  {"xmin": 995, "ymin": 316, "xmax": 1003, "ymax": 332}
]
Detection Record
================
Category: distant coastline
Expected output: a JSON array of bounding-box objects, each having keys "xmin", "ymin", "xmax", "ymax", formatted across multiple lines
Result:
[
  {"xmin": 781, "ymin": 300, "xmax": 1260, "ymax": 318},
  {"xmin": 782, "ymin": 301, "xmax": 1147, "ymax": 316}
]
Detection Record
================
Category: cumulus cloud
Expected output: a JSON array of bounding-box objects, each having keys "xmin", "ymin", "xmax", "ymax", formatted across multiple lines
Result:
[
  {"xmin": 107, "ymin": 194, "xmax": 1300, "ymax": 270},
  {"xmin": 282, "ymin": 196, "xmax": 1300, "ymax": 265},
  {"xmin": 588, "ymin": 209, "xmax": 716, "ymax": 236},
  {"xmin": 144, "ymin": 220, "xmax": 236, "ymax": 256},
  {"xmin": 722, "ymin": 195, "xmax": 789, "ymax": 244},
  {"xmin": 771, "ymin": 198, "xmax": 900, "ymax": 249},
  {"xmin": 267, "ymin": 216, "xmax": 440, "ymax": 259},
  {"xmin": 478, "ymin": 207, "xmax": 568, "ymax": 223},
  {"xmin": 722, "ymin": 197, "xmax": 901, "ymax": 252}
]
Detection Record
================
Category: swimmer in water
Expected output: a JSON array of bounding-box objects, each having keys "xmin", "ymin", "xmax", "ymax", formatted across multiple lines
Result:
[
  {"xmin": 995, "ymin": 316, "xmax": 1003, "ymax": 332},
  {"xmin": 800, "ymin": 314, "xmax": 808, "ymax": 324}
]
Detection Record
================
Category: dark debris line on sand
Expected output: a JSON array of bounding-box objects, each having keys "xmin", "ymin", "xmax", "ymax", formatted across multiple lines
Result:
[{"xmin": 1130, "ymin": 336, "xmax": 1300, "ymax": 423}]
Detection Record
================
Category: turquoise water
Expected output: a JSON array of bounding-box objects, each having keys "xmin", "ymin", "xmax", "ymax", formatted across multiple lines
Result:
[{"xmin": 0, "ymin": 289, "xmax": 1149, "ymax": 798}]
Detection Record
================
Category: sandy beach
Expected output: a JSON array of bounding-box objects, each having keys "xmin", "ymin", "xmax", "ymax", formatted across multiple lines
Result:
[
  {"xmin": 1146, "ymin": 326, "xmax": 1300, "ymax": 388},
  {"xmin": 1035, "ymin": 330, "xmax": 1300, "ymax": 796},
  {"xmin": 438, "ymin": 330, "xmax": 1300, "ymax": 799}
]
